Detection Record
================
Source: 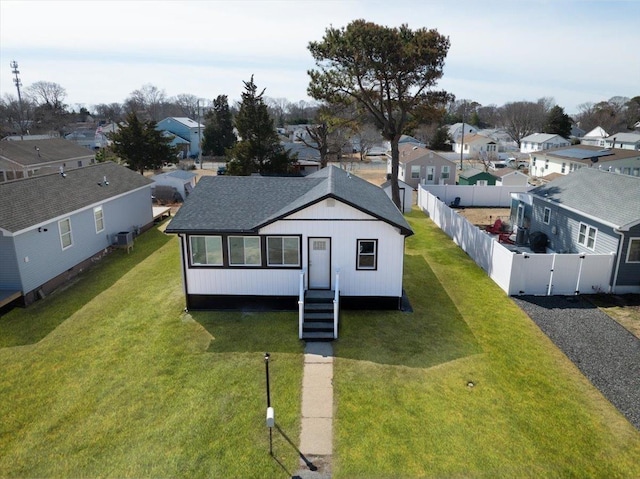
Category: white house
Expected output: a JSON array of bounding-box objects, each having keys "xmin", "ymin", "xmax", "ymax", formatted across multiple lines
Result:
[
  {"xmin": 381, "ymin": 178, "xmax": 413, "ymax": 213},
  {"xmin": 603, "ymin": 132, "xmax": 640, "ymax": 151},
  {"xmin": 453, "ymin": 133, "xmax": 498, "ymax": 159},
  {"xmin": 448, "ymin": 123, "xmax": 478, "ymax": 141},
  {"xmin": 580, "ymin": 126, "xmax": 608, "ymax": 147},
  {"xmin": 529, "ymin": 145, "xmax": 640, "ymax": 179},
  {"xmin": 165, "ymin": 166, "xmax": 413, "ymax": 339},
  {"xmin": 520, "ymin": 133, "xmax": 570, "ymax": 153}
]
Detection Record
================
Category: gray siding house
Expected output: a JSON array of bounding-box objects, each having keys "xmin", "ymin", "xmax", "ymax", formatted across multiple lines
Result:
[
  {"xmin": 511, "ymin": 168, "xmax": 640, "ymax": 293},
  {"xmin": 0, "ymin": 162, "xmax": 154, "ymax": 306}
]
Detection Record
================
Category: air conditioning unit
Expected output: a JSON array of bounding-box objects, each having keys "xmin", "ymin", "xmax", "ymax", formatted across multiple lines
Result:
[{"xmin": 114, "ymin": 231, "xmax": 133, "ymax": 246}]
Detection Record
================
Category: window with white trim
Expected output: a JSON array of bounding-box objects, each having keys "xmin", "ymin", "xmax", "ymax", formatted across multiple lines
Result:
[
  {"xmin": 561, "ymin": 163, "xmax": 566, "ymax": 174},
  {"xmin": 59, "ymin": 218, "xmax": 73, "ymax": 249},
  {"xmin": 627, "ymin": 238, "xmax": 640, "ymax": 263},
  {"xmin": 441, "ymin": 165, "xmax": 450, "ymax": 179},
  {"xmin": 577, "ymin": 223, "xmax": 597, "ymax": 250},
  {"xmin": 228, "ymin": 236, "xmax": 261, "ymax": 266},
  {"xmin": 190, "ymin": 236, "xmax": 223, "ymax": 266},
  {"xmin": 411, "ymin": 165, "xmax": 420, "ymax": 179},
  {"xmin": 543, "ymin": 207, "xmax": 551, "ymax": 224},
  {"xmin": 94, "ymin": 206, "xmax": 104, "ymax": 233},
  {"xmin": 267, "ymin": 236, "xmax": 300, "ymax": 266},
  {"xmin": 357, "ymin": 239, "xmax": 377, "ymax": 270}
]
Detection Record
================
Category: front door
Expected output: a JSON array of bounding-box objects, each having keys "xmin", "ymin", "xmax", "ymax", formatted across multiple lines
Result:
[
  {"xmin": 308, "ymin": 237, "xmax": 331, "ymax": 289},
  {"xmin": 426, "ymin": 166, "xmax": 435, "ymax": 184}
]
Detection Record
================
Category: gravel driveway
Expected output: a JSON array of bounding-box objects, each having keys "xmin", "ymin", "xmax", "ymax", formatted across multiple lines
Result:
[{"xmin": 513, "ymin": 295, "xmax": 640, "ymax": 430}]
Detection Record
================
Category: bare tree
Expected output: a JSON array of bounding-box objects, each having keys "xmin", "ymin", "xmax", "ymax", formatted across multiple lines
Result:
[
  {"xmin": 173, "ymin": 93, "xmax": 200, "ymax": 119},
  {"xmin": 264, "ymin": 97, "xmax": 290, "ymax": 127},
  {"xmin": 125, "ymin": 84, "xmax": 167, "ymax": 121},
  {"xmin": 0, "ymin": 93, "xmax": 35, "ymax": 136},
  {"xmin": 499, "ymin": 100, "xmax": 548, "ymax": 147},
  {"xmin": 575, "ymin": 97, "xmax": 629, "ymax": 133},
  {"xmin": 26, "ymin": 81, "xmax": 67, "ymax": 110},
  {"xmin": 93, "ymin": 102, "xmax": 124, "ymax": 122}
]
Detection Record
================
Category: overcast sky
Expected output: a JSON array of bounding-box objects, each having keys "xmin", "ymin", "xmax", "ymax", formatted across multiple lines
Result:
[{"xmin": 1, "ymin": 0, "xmax": 639, "ymax": 115}]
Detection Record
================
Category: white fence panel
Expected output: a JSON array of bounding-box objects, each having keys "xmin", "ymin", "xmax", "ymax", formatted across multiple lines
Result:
[
  {"xmin": 419, "ymin": 184, "xmax": 533, "ymax": 207},
  {"xmin": 419, "ymin": 189, "xmax": 615, "ymax": 296},
  {"xmin": 577, "ymin": 254, "xmax": 616, "ymax": 294}
]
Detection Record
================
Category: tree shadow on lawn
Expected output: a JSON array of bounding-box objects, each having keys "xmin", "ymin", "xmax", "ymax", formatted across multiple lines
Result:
[
  {"xmin": 0, "ymin": 225, "xmax": 173, "ymax": 348},
  {"xmin": 192, "ymin": 254, "xmax": 482, "ymax": 369}
]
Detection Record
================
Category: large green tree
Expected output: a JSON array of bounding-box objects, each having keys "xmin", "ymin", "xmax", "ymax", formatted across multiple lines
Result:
[
  {"xmin": 202, "ymin": 95, "xmax": 237, "ymax": 157},
  {"xmin": 108, "ymin": 112, "xmax": 176, "ymax": 174},
  {"xmin": 227, "ymin": 76, "xmax": 293, "ymax": 175},
  {"xmin": 544, "ymin": 105, "xmax": 572, "ymax": 138},
  {"xmin": 308, "ymin": 20, "xmax": 451, "ymax": 208}
]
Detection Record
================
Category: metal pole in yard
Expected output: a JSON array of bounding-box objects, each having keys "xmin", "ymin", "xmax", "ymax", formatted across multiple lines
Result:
[{"xmin": 264, "ymin": 352, "xmax": 273, "ymax": 455}]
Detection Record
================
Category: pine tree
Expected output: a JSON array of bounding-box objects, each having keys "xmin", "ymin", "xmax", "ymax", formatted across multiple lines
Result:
[
  {"xmin": 544, "ymin": 105, "xmax": 572, "ymax": 139},
  {"xmin": 109, "ymin": 112, "xmax": 175, "ymax": 174},
  {"xmin": 202, "ymin": 95, "xmax": 237, "ymax": 156},
  {"xmin": 227, "ymin": 76, "xmax": 293, "ymax": 175}
]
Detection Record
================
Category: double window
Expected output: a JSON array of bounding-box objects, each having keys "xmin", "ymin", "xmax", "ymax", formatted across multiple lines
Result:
[
  {"xmin": 357, "ymin": 239, "xmax": 378, "ymax": 270},
  {"xmin": 441, "ymin": 166, "xmax": 450, "ymax": 179},
  {"xmin": 577, "ymin": 223, "xmax": 597, "ymax": 250},
  {"xmin": 543, "ymin": 207, "xmax": 551, "ymax": 225}
]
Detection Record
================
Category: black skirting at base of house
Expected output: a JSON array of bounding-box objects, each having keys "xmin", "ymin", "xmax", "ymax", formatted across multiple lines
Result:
[{"xmin": 185, "ymin": 293, "xmax": 410, "ymax": 312}]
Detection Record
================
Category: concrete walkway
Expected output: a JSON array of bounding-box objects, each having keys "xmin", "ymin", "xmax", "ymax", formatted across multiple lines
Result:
[{"xmin": 294, "ymin": 342, "xmax": 334, "ymax": 479}]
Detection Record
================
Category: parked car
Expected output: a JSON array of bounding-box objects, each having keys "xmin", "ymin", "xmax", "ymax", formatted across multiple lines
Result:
[{"xmin": 217, "ymin": 166, "xmax": 227, "ymax": 175}]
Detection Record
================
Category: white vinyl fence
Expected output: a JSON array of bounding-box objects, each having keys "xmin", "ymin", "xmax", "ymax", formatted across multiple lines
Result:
[
  {"xmin": 418, "ymin": 189, "xmax": 615, "ymax": 296},
  {"xmin": 419, "ymin": 184, "xmax": 532, "ymax": 207}
]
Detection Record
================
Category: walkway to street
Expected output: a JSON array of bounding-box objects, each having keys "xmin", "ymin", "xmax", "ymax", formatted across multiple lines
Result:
[{"xmin": 293, "ymin": 342, "xmax": 334, "ymax": 479}]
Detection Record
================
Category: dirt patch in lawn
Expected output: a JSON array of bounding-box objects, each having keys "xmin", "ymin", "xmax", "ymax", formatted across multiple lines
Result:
[
  {"xmin": 588, "ymin": 294, "xmax": 640, "ymax": 339},
  {"xmin": 454, "ymin": 207, "xmax": 512, "ymax": 228}
]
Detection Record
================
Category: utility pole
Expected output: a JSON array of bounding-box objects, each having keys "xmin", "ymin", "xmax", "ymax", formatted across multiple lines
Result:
[
  {"xmin": 10, "ymin": 60, "xmax": 25, "ymax": 139},
  {"xmin": 459, "ymin": 101, "xmax": 466, "ymax": 172},
  {"xmin": 197, "ymin": 99, "xmax": 203, "ymax": 169}
]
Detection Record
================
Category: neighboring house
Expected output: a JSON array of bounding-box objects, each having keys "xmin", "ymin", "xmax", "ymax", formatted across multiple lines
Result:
[
  {"xmin": 0, "ymin": 162, "xmax": 154, "ymax": 306},
  {"xmin": 529, "ymin": 145, "xmax": 640, "ymax": 179},
  {"xmin": 65, "ymin": 127, "xmax": 104, "ymax": 150},
  {"xmin": 386, "ymin": 144, "xmax": 456, "ymax": 189},
  {"xmin": 165, "ymin": 165, "xmax": 413, "ymax": 314},
  {"xmin": 0, "ymin": 138, "xmax": 96, "ymax": 183},
  {"xmin": 580, "ymin": 126, "xmax": 608, "ymax": 147},
  {"xmin": 493, "ymin": 168, "xmax": 529, "ymax": 186},
  {"xmin": 381, "ymin": 178, "xmax": 413, "ymax": 213},
  {"xmin": 447, "ymin": 122, "xmax": 478, "ymax": 141},
  {"xmin": 282, "ymin": 143, "xmax": 322, "ymax": 175},
  {"xmin": 150, "ymin": 169, "xmax": 197, "ymax": 202},
  {"xmin": 457, "ymin": 168, "xmax": 498, "ymax": 186},
  {"xmin": 476, "ymin": 128, "xmax": 519, "ymax": 153},
  {"xmin": 570, "ymin": 125, "xmax": 586, "ymax": 139},
  {"xmin": 453, "ymin": 133, "xmax": 498, "ymax": 158},
  {"xmin": 603, "ymin": 132, "xmax": 640, "ymax": 151},
  {"xmin": 511, "ymin": 168, "xmax": 640, "ymax": 293},
  {"xmin": 520, "ymin": 133, "xmax": 570, "ymax": 153},
  {"xmin": 156, "ymin": 117, "xmax": 204, "ymax": 158}
]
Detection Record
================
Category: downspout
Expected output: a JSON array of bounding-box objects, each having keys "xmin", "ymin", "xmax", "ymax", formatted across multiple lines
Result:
[
  {"xmin": 178, "ymin": 234, "xmax": 190, "ymax": 310},
  {"xmin": 610, "ymin": 228, "xmax": 625, "ymax": 294}
]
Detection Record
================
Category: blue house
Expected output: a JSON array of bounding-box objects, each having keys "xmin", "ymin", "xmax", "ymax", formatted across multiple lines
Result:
[
  {"xmin": 156, "ymin": 117, "xmax": 204, "ymax": 159},
  {"xmin": 0, "ymin": 162, "xmax": 154, "ymax": 307}
]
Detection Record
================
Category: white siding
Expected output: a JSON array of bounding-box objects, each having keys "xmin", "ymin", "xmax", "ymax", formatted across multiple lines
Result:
[{"xmin": 183, "ymin": 199, "xmax": 406, "ymax": 298}]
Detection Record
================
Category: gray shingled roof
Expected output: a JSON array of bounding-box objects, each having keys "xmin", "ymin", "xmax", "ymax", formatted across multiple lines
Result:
[
  {"xmin": 165, "ymin": 166, "xmax": 413, "ymax": 235},
  {"xmin": 0, "ymin": 162, "xmax": 153, "ymax": 234},
  {"xmin": 0, "ymin": 138, "xmax": 95, "ymax": 167},
  {"xmin": 530, "ymin": 168, "xmax": 640, "ymax": 230}
]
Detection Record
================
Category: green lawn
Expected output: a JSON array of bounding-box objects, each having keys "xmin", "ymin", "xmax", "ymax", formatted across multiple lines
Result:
[
  {"xmin": 1, "ymin": 214, "xmax": 639, "ymax": 478},
  {"xmin": 0, "ymin": 227, "xmax": 304, "ymax": 478},
  {"xmin": 333, "ymin": 210, "xmax": 640, "ymax": 478}
]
